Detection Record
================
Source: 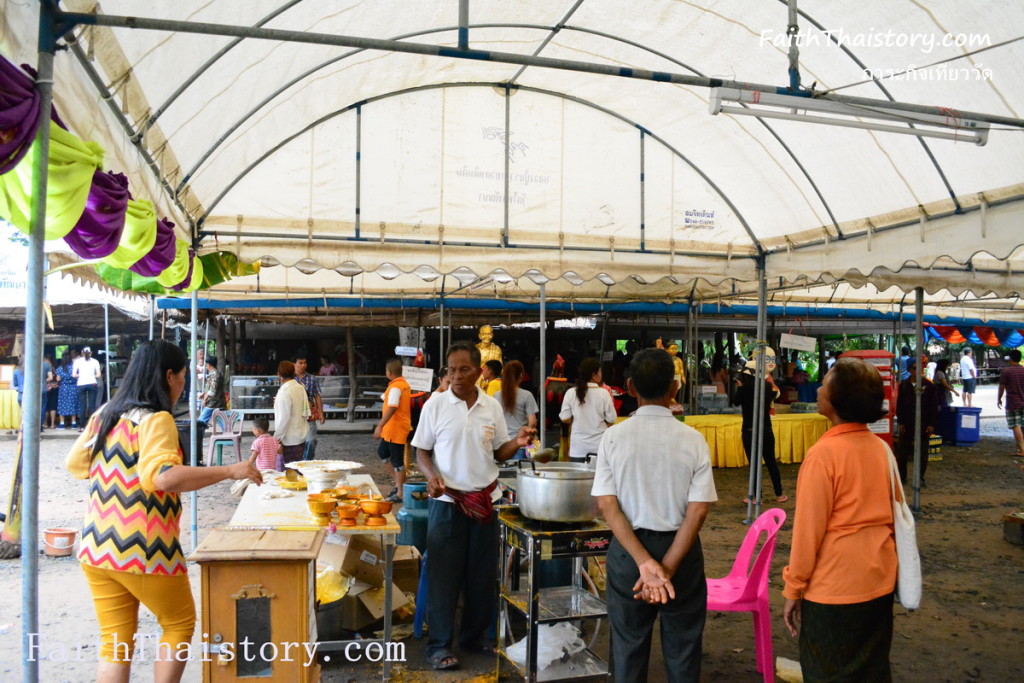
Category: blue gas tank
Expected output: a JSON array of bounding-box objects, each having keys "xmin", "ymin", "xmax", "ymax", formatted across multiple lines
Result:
[{"xmin": 397, "ymin": 506, "xmax": 428, "ymax": 552}]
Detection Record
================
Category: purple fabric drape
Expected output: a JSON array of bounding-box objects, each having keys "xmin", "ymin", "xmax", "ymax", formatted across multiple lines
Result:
[
  {"xmin": 0, "ymin": 58, "xmax": 41, "ymax": 174},
  {"xmin": 16, "ymin": 62, "xmax": 67, "ymax": 130},
  {"xmin": 129, "ymin": 217, "xmax": 177, "ymax": 276},
  {"xmin": 62, "ymin": 170, "xmax": 131, "ymax": 259},
  {"xmin": 170, "ymin": 249, "xmax": 197, "ymax": 291}
]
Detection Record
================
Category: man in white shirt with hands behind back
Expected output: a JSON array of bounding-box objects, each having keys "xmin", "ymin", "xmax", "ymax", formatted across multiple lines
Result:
[{"xmin": 592, "ymin": 348, "xmax": 717, "ymax": 683}]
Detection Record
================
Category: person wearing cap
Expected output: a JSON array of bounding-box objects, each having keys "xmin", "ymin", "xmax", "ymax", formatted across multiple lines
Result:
[
  {"xmin": 73, "ymin": 346, "xmax": 103, "ymax": 432},
  {"xmin": 730, "ymin": 346, "xmax": 788, "ymax": 503},
  {"xmin": 895, "ymin": 357, "xmax": 941, "ymax": 486}
]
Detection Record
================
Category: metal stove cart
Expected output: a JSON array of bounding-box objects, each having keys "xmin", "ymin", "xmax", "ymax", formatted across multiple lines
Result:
[{"xmin": 497, "ymin": 506, "xmax": 613, "ymax": 681}]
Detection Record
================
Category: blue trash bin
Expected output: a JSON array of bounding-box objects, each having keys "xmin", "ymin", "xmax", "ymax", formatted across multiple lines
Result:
[{"xmin": 944, "ymin": 406, "xmax": 981, "ymax": 446}]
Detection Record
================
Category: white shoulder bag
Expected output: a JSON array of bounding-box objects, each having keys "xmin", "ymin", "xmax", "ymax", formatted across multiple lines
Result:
[{"xmin": 884, "ymin": 442, "xmax": 922, "ymax": 610}]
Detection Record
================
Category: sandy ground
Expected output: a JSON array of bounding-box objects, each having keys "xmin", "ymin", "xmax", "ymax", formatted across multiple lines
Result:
[{"xmin": 1, "ymin": 386, "xmax": 1022, "ymax": 682}]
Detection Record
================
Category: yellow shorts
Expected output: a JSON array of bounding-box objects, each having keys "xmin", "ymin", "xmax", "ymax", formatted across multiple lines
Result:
[{"xmin": 81, "ymin": 563, "xmax": 196, "ymax": 663}]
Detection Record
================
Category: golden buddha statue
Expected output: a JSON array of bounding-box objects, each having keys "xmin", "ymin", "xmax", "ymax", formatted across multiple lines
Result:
[{"xmin": 476, "ymin": 325, "xmax": 503, "ymax": 387}]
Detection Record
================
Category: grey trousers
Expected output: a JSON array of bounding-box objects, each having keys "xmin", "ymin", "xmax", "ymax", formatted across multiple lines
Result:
[{"xmin": 605, "ymin": 531, "xmax": 706, "ymax": 683}]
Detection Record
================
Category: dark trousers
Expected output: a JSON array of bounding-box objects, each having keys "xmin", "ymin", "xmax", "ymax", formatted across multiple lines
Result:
[
  {"xmin": 281, "ymin": 443, "xmax": 305, "ymax": 466},
  {"xmin": 800, "ymin": 593, "xmax": 894, "ymax": 682},
  {"xmin": 895, "ymin": 431, "xmax": 929, "ymax": 483},
  {"xmin": 742, "ymin": 426, "xmax": 783, "ymax": 496},
  {"xmin": 77, "ymin": 385, "xmax": 98, "ymax": 426},
  {"xmin": 605, "ymin": 532, "xmax": 706, "ymax": 683},
  {"xmin": 425, "ymin": 498, "xmax": 498, "ymax": 657}
]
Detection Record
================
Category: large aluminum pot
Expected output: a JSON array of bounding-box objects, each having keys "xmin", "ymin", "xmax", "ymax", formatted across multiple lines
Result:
[{"xmin": 516, "ymin": 461, "xmax": 596, "ymax": 522}]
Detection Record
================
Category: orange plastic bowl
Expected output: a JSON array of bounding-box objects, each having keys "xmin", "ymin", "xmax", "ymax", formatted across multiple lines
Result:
[
  {"xmin": 307, "ymin": 494, "xmax": 337, "ymax": 515},
  {"xmin": 334, "ymin": 504, "xmax": 360, "ymax": 520},
  {"xmin": 359, "ymin": 499, "xmax": 393, "ymax": 516}
]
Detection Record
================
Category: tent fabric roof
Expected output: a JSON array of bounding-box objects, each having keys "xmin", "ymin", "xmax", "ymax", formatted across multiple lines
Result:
[{"xmin": 2, "ymin": 1, "xmax": 1023, "ymax": 309}]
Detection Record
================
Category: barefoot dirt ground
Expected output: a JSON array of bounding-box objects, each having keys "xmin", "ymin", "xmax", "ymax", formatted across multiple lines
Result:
[{"xmin": 1, "ymin": 406, "xmax": 1022, "ymax": 682}]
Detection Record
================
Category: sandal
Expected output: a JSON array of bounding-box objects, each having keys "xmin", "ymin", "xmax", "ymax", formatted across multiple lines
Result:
[
  {"xmin": 426, "ymin": 649, "xmax": 460, "ymax": 670},
  {"xmin": 775, "ymin": 495, "xmax": 790, "ymax": 503}
]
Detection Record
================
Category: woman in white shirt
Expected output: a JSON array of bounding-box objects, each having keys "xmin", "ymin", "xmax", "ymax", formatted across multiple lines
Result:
[
  {"xmin": 494, "ymin": 361, "xmax": 538, "ymax": 460},
  {"xmin": 560, "ymin": 358, "xmax": 617, "ymax": 462}
]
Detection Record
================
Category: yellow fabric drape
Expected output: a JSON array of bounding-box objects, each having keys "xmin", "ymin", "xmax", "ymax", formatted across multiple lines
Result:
[
  {"xmin": 101, "ymin": 198, "xmax": 158, "ymax": 269},
  {"xmin": 0, "ymin": 121, "xmax": 104, "ymax": 239},
  {"xmin": 155, "ymin": 239, "xmax": 190, "ymax": 287},
  {"xmin": 180, "ymin": 254, "xmax": 204, "ymax": 292},
  {"xmin": 0, "ymin": 390, "xmax": 21, "ymax": 429}
]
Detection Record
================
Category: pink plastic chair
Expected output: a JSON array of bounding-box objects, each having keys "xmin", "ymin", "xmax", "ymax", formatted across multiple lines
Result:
[
  {"xmin": 706, "ymin": 508, "xmax": 787, "ymax": 682},
  {"xmin": 206, "ymin": 409, "xmax": 244, "ymax": 465}
]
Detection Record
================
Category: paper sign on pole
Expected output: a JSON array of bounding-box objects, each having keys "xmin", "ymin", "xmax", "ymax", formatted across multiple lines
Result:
[
  {"xmin": 403, "ymin": 366, "xmax": 434, "ymax": 393},
  {"xmin": 394, "ymin": 346, "xmax": 418, "ymax": 357},
  {"xmin": 779, "ymin": 333, "xmax": 817, "ymax": 353}
]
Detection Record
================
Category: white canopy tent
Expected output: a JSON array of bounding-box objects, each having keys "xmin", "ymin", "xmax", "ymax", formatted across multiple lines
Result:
[{"xmin": 2, "ymin": 0, "xmax": 1022, "ymax": 304}]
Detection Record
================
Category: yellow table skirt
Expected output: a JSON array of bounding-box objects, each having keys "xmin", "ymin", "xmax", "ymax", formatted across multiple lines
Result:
[
  {"xmin": 0, "ymin": 390, "xmax": 20, "ymax": 429},
  {"xmin": 613, "ymin": 412, "xmax": 832, "ymax": 468}
]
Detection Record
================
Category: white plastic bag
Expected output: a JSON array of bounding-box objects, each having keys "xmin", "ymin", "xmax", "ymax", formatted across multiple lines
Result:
[{"xmin": 506, "ymin": 622, "xmax": 586, "ymax": 671}]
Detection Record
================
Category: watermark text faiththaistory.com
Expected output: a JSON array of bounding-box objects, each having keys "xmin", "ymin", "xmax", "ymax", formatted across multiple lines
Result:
[
  {"xmin": 25, "ymin": 632, "xmax": 407, "ymax": 665},
  {"xmin": 759, "ymin": 27, "xmax": 992, "ymax": 54}
]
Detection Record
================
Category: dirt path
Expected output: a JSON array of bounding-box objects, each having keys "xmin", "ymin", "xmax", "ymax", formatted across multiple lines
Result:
[{"xmin": 1, "ymin": 418, "xmax": 1021, "ymax": 681}]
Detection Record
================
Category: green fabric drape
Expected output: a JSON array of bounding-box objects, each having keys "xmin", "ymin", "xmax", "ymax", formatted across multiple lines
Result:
[{"xmin": 200, "ymin": 251, "xmax": 261, "ymax": 288}]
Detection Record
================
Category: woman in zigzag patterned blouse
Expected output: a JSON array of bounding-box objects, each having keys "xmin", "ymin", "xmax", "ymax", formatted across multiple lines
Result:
[{"xmin": 67, "ymin": 340, "xmax": 262, "ymax": 683}]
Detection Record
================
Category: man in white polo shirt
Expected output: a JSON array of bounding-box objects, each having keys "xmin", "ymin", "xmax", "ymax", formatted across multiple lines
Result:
[
  {"xmin": 592, "ymin": 348, "xmax": 717, "ymax": 682},
  {"xmin": 72, "ymin": 346, "xmax": 102, "ymax": 432},
  {"xmin": 412, "ymin": 342, "xmax": 535, "ymax": 671}
]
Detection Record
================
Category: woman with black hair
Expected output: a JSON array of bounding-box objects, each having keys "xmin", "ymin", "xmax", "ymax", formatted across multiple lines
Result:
[
  {"xmin": 494, "ymin": 360, "xmax": 539, "ymax": 460},
  {"xmin": 66, "ymin": 340, "xmax": 262, "ymax": 683},
  {"xmin": 783, "ymin": 358, "xmax": 898, "ymax": 681},
  {"xmin": 933, "ymin": 358, "xmax": 959, "ymax": 406},
  {"xmin": 559, "ymin": 357, "xmax": 617, "ymax": 462}
]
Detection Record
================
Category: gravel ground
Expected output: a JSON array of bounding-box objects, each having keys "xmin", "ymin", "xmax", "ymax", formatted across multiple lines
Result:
[{"xmin": 1, "ymin": 407, "xmax": 1022, "ymax": 681}]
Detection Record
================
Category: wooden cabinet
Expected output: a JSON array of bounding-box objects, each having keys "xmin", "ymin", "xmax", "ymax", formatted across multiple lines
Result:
[{"xmin": 190, "ymin": 529, "xmax": 325, "ymax": 682}]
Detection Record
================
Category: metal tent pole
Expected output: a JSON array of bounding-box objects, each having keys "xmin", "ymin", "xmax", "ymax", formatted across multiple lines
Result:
[
  {"xmin": 20, "ymin": 8, "xmax": 57, "ymax": 680},
  {"xmin": 104, "ymin": 302, "xmax": 111, "ymax": 401},
  {"xmin": 745, "ymin": 262, "xmax": 768, "ymax": 523},
  {"xmin": 149, "ymin": 294, "xmax": 155, "ymax": 340},
  {"xmin": 912, "ymin": 287, "xmax": 924, "ymax": 512},
  {"xmin": 56, "ymin": 9, "xmax": 1024, "ymax": 130},
  {"xmin": 190, "ymin": 290, "xmax": 199, "ymax": 551},
  {"xmin": 539, "ymin": 283, "xmax": 547, "ymax": 449}
]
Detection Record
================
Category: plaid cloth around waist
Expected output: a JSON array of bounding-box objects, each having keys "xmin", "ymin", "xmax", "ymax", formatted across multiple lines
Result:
[{"xmin": 444, "ymin": 480, "xmax": 499, "ymax": 523}]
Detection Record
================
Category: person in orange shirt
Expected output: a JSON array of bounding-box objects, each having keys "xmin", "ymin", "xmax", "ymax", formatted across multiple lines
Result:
[
  {"xmin": 374, "ymin": 359, "xmax": 412, "ymax": 503},
  {"xmin": 782, "ymin": 358, "xmax": 898, "ymax": 681}
]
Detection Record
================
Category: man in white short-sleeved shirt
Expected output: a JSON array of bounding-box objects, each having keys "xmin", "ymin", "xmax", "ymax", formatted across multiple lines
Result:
[
  {"xmin": 72, "ymin": 346, "xmax": 102, "ymax": 432},
  {"xmin": 411, "ymin": 343, "xmax": 535, "ymax": 671},
  {"xmin": 592, "ymin": 348, "xmax": 717, "ymax": 682},
  {"xmin": 960, "ymin": 348, "xmax": 978, "ymax": 406}
]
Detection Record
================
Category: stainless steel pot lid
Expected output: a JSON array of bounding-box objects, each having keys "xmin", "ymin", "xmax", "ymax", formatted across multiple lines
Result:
[{"xmin": 518, "ymin": 465, "xmax": 595, "ymax": 480}]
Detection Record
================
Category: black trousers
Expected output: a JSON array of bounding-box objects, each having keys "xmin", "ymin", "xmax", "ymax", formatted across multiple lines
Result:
[
  {"xmin": 605, "ymin": 531, "xmax": 706, "ymax": 683},
  {"xmin": 895, "ymin": 431, "xmax": 929, "ymax": 483},
  {"xmin": 77, "ymin": 384, "xmax": 98, "ymax": 427},
  {"xmin": 425, "ymin": 498, "xmax": 498, "ymax": 657},
  {"xmin": 742, "ymin": 426, "xmax": 783, "ymax": 496},
  {"xmin": 800, "ymin": 593, "xmax": 894, "ymax": 682}
]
